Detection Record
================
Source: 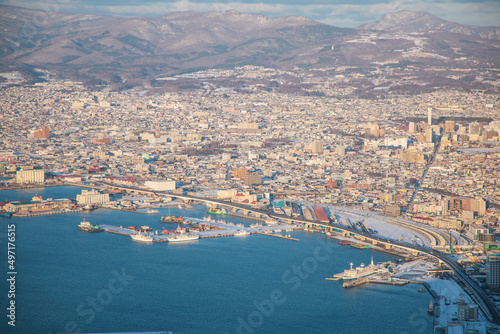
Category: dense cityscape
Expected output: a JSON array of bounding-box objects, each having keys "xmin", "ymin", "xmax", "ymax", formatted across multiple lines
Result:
[{"xmin": 1, "ymin": 64, "xmax": 499, "ymax": 333}]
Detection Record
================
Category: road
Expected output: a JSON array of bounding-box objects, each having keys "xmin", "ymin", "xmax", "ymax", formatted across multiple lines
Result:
[{"xmin": 406, "ymin": 134, "xmax": 442, "ymax": 211}]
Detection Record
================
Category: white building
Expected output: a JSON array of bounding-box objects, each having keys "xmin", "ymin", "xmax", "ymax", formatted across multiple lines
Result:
[
  {"xmin": 16, "ymin": 169, "xmax": 44, "ymax": 183},
  {"xmin": 76, "ymin": 189, "xmax": 109, "ymax": 205},
  {"xmin": 144, "ymin": 180, "xmax": 176, "ymax": 191}
]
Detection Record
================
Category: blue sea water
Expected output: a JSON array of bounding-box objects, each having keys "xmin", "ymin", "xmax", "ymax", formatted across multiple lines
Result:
[{"xmin": 0, "ymin": 186, "xmax": 433, "ymax": 334}]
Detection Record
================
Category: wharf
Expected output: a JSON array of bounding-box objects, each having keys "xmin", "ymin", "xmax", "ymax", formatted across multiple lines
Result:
[
  {"xmin": 254, "ymin": 231, "xmax": 299, "ymax": 241},
  {"xmin": 225, "ymin": 211, "xmax": 267, "ymax": 221},
  {"xmin": 13, "ymin": 208, "xmax": 82, "ymax": 217},
  {"xmin": 97, "ymin": 219, "xmax": 299, "ymax": 243},
  {"xmin": 199, "ymin": 233, "xmax": 236, "ymax": 239},
  {"xmin": 342, "ymin": 277, "xmax": 410, "ymax": 288},
  {"xmin": 100, "ymin": 224, "xmax": 191, "ymax": 243}
]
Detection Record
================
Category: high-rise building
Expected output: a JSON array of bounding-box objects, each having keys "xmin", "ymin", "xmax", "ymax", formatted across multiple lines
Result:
[
  {"xmin": 312, "ymin": 141, "xmax": 323, "ymax": 154},
  {"xmin": 427, "ymin": 107, "xmax": 432, "ymax": 126},
  {"xmin": 444, "ymin": 120, "xmax": 456, "ymax": 133},
  {"xmin": 486, "ymin": 251, "xmax": 500, "ymax": 288},
  {"xmin": 33, "ymin": 126, "xmax": 50, "ymax": 139},
  {"xmin": 244, "ymin": 174, "xmax": 262, "ymax": 186},
  {"xmin": 335, "ymin": 146, "xmax": 345, "ymax": 156},
  {"xmin": 426, "ymin": 127, "xmax": 434, "ymax": 143},
  {"xmin": 233, "ymin": 167, "xmax": 248, "ymax": 179}
]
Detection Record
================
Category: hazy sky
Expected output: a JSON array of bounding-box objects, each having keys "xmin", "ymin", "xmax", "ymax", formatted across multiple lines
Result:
[{"xmin": 2, "ymin": 0, "xmax": 499, "ymax": 27}]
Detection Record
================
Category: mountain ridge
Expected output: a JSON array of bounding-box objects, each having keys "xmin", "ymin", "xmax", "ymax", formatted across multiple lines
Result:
[
  {"xmin": 0, "ymin": 6, "xmax": 498, "ymax": 89},
  {"xmin": 358, "ymin": 10, "xmax": 500, "ymax": 40}
]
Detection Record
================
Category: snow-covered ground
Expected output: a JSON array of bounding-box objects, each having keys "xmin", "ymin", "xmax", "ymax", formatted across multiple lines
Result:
[
  {"xmin": 421, "ymin": 276, "xmax": 489, "ymax": 333},
  {"xmin": 323, "ymin": 205, "xmax": 432, "ymax": 247}
]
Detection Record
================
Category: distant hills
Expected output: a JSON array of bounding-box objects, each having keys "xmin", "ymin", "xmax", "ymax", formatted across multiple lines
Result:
[
  {"xmin": 0, "ymin": 5, "xmax": 499, "ymax": 88},
  {"xmin": 358, "ymin": 10, "xmax": 500, "ymax": 40}
]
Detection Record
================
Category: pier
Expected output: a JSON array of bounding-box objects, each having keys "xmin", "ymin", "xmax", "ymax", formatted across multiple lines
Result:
[
  {"xmin": 13, "ymin": 208, "xmax": 82, "ymax": 217},
  {"xmin": 342, "ymin": 277, "xmax": 410, "ymax": 288},
  {"xmin": 254, "ymin": 231, "xmax": 299, "ymax": 241},
  {"xmin": 96, "ymin": 218, "xmax": 299, "ymax": 244}
]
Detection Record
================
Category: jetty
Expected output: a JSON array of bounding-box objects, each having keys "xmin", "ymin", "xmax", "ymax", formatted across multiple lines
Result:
[
  {"xmin": 95, "ymin": 218, "xmax": 299, "ymax": 244},
  {"xmin": 254, "ymin": 231, "xmax": 299, "ymax": 241},
  {"xmin": 342, "ymin": 277, "xmax": 410, "ymax": 288}
]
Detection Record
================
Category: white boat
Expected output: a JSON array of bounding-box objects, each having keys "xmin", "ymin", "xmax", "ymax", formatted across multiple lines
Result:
[
  {"xmin": 428, "ymin": 299, "xmax": 435, "ymax": 313},
  {"xmin": 334, "ymin": 257, "xmax": 379, "ymax": 280},
  {"xmin": 146, "ymin": 209, "xmax": 159, "ymax": 214},
  {"xmin": 167, "ymin": 234, "xmax": 199, "ymax": 243},
  {"xmin": 234, "ymin": 230, "xmax": 250, "ymax": 237},
  {"xmin": 131, "ymin": 233, "xmax": 154, "ymax": 243},
  {"xmin": 266, "ymin": 218, "xmax": 279, "ymax": 225}
]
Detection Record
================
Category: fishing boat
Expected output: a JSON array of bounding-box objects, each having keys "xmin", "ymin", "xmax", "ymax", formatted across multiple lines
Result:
[
  {"xmin": 266, "ymin": 218, "xmax": 279, "ymax": 225},
  {"xmin": 207, "ymin": 205, "xmax": 227, "ymax": 216},
  {"xmin": 234, "ymin": 230, "xmax": 250, "ymax": 237},
  {"xmin": 131, "ymin": 233, "xmax": 154, "ymax": 243},
  {"xmin": 160, "ymin": 216, "xmax": 183, "ymax": 223},
  {"xmin": 167, "ymin": 234, "xmax": 199, "ymax": 243},
  {"xmin": 350, "ymin": 242, "xmax": 371, "ymax": 249},
  {"xmin": 77, "ymin": 219, "xmax": 102, "ymax": 232},
  {"xmin": 428, "ymin": 299, "xmax": 434, "ymax": 313}
]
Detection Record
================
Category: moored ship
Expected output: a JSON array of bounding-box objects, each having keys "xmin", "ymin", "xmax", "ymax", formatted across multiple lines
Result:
[
  {"xmin": 234, "ymin": 230, "xmax": 250, "ymax": 237},
  {"xmin": 350, "ymin": 242, "xmax": 371, "ymax": 249},
  {"xmin": 333, "ymin": 257, "xmax": 379, "ymax": 280},
  {"xmin": 131, "ymin": 232, "xmax": 154, "ymax": 243},
  {"xmin": 160, "ymin": 216, "xmax": 183, "ymax": 223},
  {"xmin": 167, "ymin": 234, "xmax": 199, "ymax": 243},
  {"xmin": 207, "ymin": 205, "xmax": 227, "ymax": 216},
  {"xmin": 0, "ymin": 211, "xmax": 12, "ymax": 218},
  {"xmin": 78, "ymin": 219, "xmax": 102, "ymax": 232}
]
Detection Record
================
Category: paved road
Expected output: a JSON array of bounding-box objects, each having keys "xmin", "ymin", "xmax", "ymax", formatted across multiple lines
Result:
[{"xmin": 406, "ymin": 135, "xmax": 442, "ymax": 211}]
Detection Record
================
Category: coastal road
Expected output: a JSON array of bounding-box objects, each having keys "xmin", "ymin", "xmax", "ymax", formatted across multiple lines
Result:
[{"xmin": 430, "ymin": 250, "xmax": 500, "ymax": 324}]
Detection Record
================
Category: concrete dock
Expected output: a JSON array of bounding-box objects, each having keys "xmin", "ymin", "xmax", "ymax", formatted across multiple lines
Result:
[
  {"xmin": 342, "ymin": 277, "xmax": 410, "ymax": 288},
  {"xmin": 254, "ymin": 231, "xmax": 299, "ymax": 241},
  {"xmin": 97, "ymin": 217, "xmax": 299, "ymax": 244}
]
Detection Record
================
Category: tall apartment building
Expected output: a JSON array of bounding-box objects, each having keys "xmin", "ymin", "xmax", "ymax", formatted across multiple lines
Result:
[
  {"xmin": 244, "ymin": 174, "xmax": 262, "ymax": 187},
  {"xmin": 16, "ymin": 169, "xmax": 45, "ymax": 183},
  {"xmin": 486, "ymin": 251, "xmax": 500, "ymax": 288},
  {"xmin": 33, "ymin": 126, "xmax": 50, "ymax": 139},
  {"xmin": 233, "ymin": 167, "xmax": 248, "ymax": 179},
  {"xmin": 444, "ymin": 120, "xmax": 456, "ymax": 133},
  {"xmin": 311, "ymin": 141, "xmax": 323, "ymax": 154}
]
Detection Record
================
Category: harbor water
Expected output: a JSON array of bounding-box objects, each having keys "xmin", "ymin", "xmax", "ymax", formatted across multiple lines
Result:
[{"xmin": 0, "ymin": 186, "xmax": 433, "ymax": 334}]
